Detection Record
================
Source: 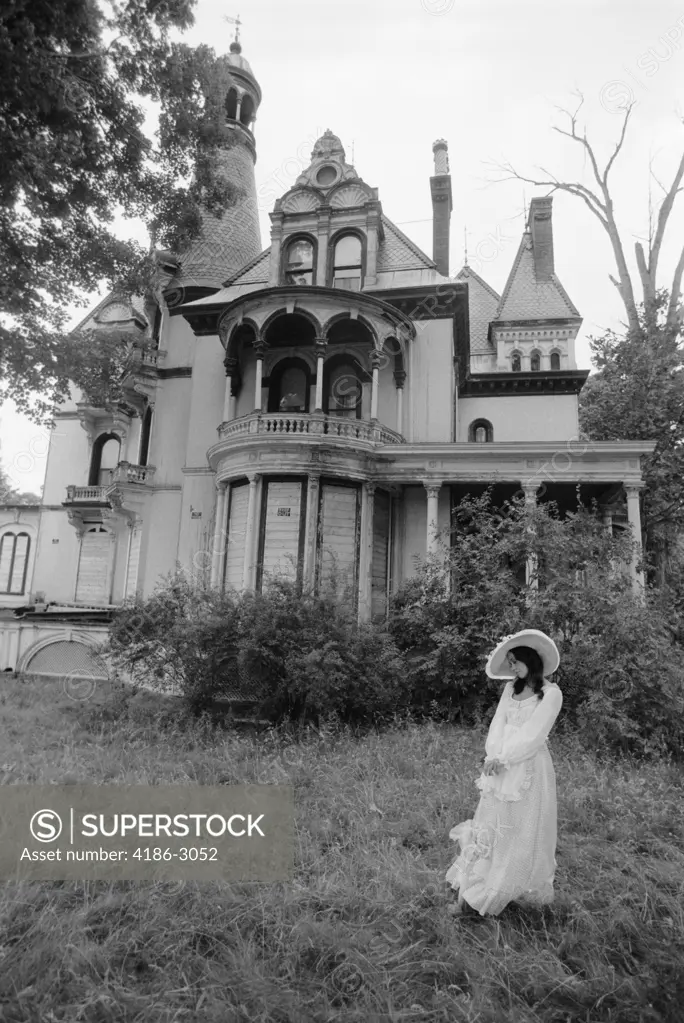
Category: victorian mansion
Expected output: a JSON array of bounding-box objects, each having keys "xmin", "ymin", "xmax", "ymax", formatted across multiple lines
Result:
[{"xmin": 0, "ymin": 40, "xmax": 653, "ymax": 681}]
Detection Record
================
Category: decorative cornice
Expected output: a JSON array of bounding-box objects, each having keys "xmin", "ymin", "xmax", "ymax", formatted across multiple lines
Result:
[
  {"xmin": 459, "ymin": 370, "xmax": 589, "ymax": 396},
  {"xmin": 157, "ymin": 367, "xmax": 192, "ymax": 379}
]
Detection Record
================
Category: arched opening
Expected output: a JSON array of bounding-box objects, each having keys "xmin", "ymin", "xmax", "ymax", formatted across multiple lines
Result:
[
  {"xmin": 550, "ymin": 351, "xmax": 561, "ymax": 371},
  {"xmin": 267, "ymin": 357, "xmax": 312, "ymax": 413},
  {"xmin": 530, "ymin": 350, "xmax": 541, "ymax": 372},
  {"xmin": 0, "ymin": 531, "xmax": 30, "ymax": 594},
  {"xmin": 89, "ymin": 433, "xmax": 121, "ymax": 486},
  {"xmin": 323, "ymin": 354, "xmax": 365, "ymax": 419},
  {"xmin": 239, "ymin": 93, "xmax": 255, "ymax": 127},
  {"xmin": 282, "ymin": 236, "xmax": 315, "ymax": 286},
  {"xmin": 225, "ymin": 88, "xmax": 238, "ymax": 120},
  {"xmin": 468, "ymin": 419, "xmax": 494, "ymax": 443},
  {"xmin": 511, "ymin": 351, "xmax": 521, "ymax": 372},
  {"xmin": 138, "ymin": 406, "xmax": 153, "ymax": 466},
  {"xmin": 263, "ymin": 312, "xmax": 317, "ymax": 351},
  {"xmin": 331, "ymin": 233, "xmax": 363, "ymax": 290}
]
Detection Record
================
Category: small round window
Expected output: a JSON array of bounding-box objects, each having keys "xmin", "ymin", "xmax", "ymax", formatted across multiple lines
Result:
[{"xmin": 316, "ymin": 165, "xmax": 337, "ymax": 187}]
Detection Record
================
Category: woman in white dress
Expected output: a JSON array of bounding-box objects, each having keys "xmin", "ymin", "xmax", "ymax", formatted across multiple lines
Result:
[{"xmin": 446, "ymin": 629, "xmax": 563, "ymax": 917}]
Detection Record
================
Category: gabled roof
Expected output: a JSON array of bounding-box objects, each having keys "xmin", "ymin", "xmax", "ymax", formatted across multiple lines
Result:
[
  {"xmin": 453, "ymin": 265, "xmax": 500, "ymax": 353},
  {"xmin": 223, "ymin": 247, "xmax": 271, "ymax": 286},
  {"xmin": 377, "ymin": 216, "xmax": 436, "ymax": 272},
  {"xmin": 69, "ymin": 292, "xmax": 149, "ymax": 335},
  {"xmin": 494, "ymin": 233, "xmax": 580, "ymax": 321}
]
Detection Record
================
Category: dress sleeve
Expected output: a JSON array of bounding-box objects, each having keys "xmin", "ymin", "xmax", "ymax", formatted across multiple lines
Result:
[
  {"xmin": 484, "ymin": 681, "xmax": 512, "ymax": 760},
  {"xmin": 498, "ymin": 685, "xmax": 563, "ymax": 766}
]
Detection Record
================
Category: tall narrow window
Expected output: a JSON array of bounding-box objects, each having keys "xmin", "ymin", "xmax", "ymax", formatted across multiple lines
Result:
[
  {"xmin": 511, "ymin": 351, "xmax": 521, "ymax": 372},
  {"xmin": 325, "ymin": 361, "xmax": 362, "ymax": 418},
  {"xmin": 284, "ymin": 238, "xmax": 314, "ymax": 286},
  {"xmin": 530, "ymin": 350, "xmax": 541, "ymax": 372},
  {"xmin": 550, "ymin": 351, "xmax": 561, "ymax": 370},
  {"xmin": 0, "ymin": 532, "xmax": 30, "ymax": 594},
  {"xmin": 89, "ymin": 433, "xmax": 121, "ymax": 487},
  {"xmin": 139, "ymin": 406, "xmax": 153, "ymax": 466},
  {"xmin": 332, "ymin": 234, "xmax": 362, "ymax": 291}
]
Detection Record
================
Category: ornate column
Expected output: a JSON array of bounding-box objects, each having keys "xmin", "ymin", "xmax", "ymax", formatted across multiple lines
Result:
[
  {"xmin": 302, "ymin": 473, "xmax": 321, "ymax": 588},
  {"xmin": 210, "ymin": 481, "xmax": 228, "ymax": 588},
  {"xmin": 370, "ymin": 349, "xmax": 382, "ymax": 421},
  {"xmin": 394, "ymin": 368, "xmax": 406, "ymax": 436},
  {"xmin": 625, "ymin": 484, "xmax": 645, "ymax": 594},
  {"xmin": 242, "ymin": 472, "xmax": 260, "ymax": 591},
  {"xmin": 268, "ymin": 211, "xmax": 285, "ymax": 286},
  {"xmin": 253, "ymin": 339, "xmax": 266, "ymax": 411},
  {"xmin": 358, "ymin": 482, "xmax": 376, "ymax": 620},
  {"xmin": 314, "ymin": 337, "xmax": 327, "ymax": 411},
  {"xmin": 423, "ymin": 480, "xmax": 442, "ymax": 556},
  {"xmin": 522, "ymin": 482, "xmax": 539, "ymax": 590},
  {"xmin": 316, "ymin": 206, "xmax": 331, "ymax": 285},
  {"xmin": 223, "ymin": 357, "xmax": 237, "ymax": 423}
]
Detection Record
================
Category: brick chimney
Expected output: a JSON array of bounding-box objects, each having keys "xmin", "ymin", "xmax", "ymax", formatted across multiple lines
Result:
[
  {"xmin": 528, "ymin": 196, "xmax": 554, "ymax": 279},
  {"xmin": 430, "ymin": 139, "xmax": 452, "ymax": 277}
]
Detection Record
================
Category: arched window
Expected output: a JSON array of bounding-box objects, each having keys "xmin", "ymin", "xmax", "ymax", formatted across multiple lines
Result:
[
  {"xmin": 0, "ymin": 531, "xmax": 30, "ymax": 594},
  {"xmin": 530, "ymin": 350, "xmax": 541, "ymax": 372},
  {"xmin": 511, "ymin": 351, "xmax": 521, "ymax": 372},
  {"xmin": 239, "ymin": 94, "xmax": 255, "ymax": 127},
  {"xmin": 89, "ymin": 433, "xmax": 121, "ymax": 487},
  {"xmin": 225, "ymin": 88, "xmax": 238, "ymax": 120},
  {"xmin": 325, "ymin": 360, "xmax": 363, "ymax": 418},
  {"xmin": 138, "ymin": 406, "xmax": 153, "ymax": 466},
  {"xmin": 267, "ymin": 359, "xmax": 311, "ymax": 413},
  {"xmin": 331, "ymin": 234, "xmax": 363, "ymax": 291},
  {"xmin": 468, "ymin": 419, "xmax": 493, "ymax": 443},
  {"xmin": 550, "ymin": 351, "xmax": 561, "ymax": 371},
  {"xmin": 283, "ymin": 238, "xmax": 314, "ymax": 286}
]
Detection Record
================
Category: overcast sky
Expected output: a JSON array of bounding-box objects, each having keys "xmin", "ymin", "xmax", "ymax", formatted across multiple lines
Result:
[{"xmin": 3, "ymin": 0, "xmax": 684, "ymax": 495}]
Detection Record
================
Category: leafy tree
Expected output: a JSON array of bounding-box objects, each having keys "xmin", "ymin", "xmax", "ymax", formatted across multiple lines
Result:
[
  {"xmin": 579, "ymin": 293, "xmax": 684, "ymax": 586},
  {"xmin": 1, "ymin": 0, "xmax": 246, "ymax": 422}
]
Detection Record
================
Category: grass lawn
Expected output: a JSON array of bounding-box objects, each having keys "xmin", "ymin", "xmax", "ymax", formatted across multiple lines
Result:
[{"xmin": 0, "ymin": 673, "xmax": 683, "ymax": 1022}]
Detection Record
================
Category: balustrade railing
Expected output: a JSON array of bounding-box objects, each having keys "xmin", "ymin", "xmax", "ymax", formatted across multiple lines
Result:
[
  {"xmin": 217, "ymin": 412, "xmax": 403, "ymax": 445},
  {"xmin": 110, "ymin": 461, "xmax": 156, "ymax": 485},
  {"xmin": 64, "ymin": 485, "xmax": 109, "ymax": 503}
]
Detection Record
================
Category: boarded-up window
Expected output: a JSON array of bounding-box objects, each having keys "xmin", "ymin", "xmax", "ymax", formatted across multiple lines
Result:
[
  {"xmin": 316, "ymin": 482, "xmax": 360, "ymax": 605},
  {"xmin": 224, "ymin": 482, "xmax": 249, "ymax": 591},
  {"xmin": 125, "ymin": 526, "xmax": 142, "ymax": 600},
  {"xmin": 371, "ymin": 490, "xmax": 391, "ymax": 620},
  {"xmin": 75, "ymin": 526, "xmax": 112, "ymax": 604},
  {"xmin": 0, "ymin": 531, "xmax": 30, "ymax": 594},
  {"xmin": 258, "ymin": 480, "xmax": 304, "ymax": 590}
]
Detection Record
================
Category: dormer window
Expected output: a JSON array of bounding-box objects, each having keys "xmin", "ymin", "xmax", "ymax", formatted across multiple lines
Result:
[
  {"xmin": 284, "ymin": 238, "xmax": 314, "ymax": 286},
  {"xmin": 332, "ymin": 234, "xmax": 362, "ymax": 291}
]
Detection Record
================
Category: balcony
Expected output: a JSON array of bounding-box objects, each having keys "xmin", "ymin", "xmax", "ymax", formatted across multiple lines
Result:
[
  {"xmin": 109, "ymin": 462, "xmax": 156, "ymax": 486},
  {"xmin": 217, "ymin": 412, "xmax": 404, "ymax": 446},
  {"xmin": 63, "ymin": 464, "xmax": 155, "ymax": 530},
  {"xmin": 64, "ymin": 485, "xmax": 110, "ymax": 504}
]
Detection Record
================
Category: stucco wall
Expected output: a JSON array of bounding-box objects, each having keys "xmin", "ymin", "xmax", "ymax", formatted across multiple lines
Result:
[
  {"xmin": 406, "ymin": 319, "xmax": 454, "ymax": 443},
  {"xmin": 398, "ymin": 484, "xmax": 451, "ymax": 584},
  {"xmin": 458, "ymin": 394, "xmax": 579, "ymax": 443}
]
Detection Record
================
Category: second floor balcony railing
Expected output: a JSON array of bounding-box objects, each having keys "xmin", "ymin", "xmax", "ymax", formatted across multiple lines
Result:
[
  {"xmin": 109, "ymin": 462, "xmax": 156, "ymax": 485},
  {"xmin": 217, "ymin": 412, "xmax": 404, "ymax": 446}
]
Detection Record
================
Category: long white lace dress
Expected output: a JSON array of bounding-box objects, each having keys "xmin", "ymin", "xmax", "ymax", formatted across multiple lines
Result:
[{"xmin": 445, "ymin": 680, "xmax": 563, "ymax": 916}]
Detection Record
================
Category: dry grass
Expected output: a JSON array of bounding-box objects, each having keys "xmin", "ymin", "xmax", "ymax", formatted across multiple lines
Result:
[{"xmin": 0, "ymin": 673, "xmax": 682, "ymax": 1022}]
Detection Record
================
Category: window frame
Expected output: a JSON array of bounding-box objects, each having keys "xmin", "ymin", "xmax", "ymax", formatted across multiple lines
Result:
[
  {"xmin": 323, "ymin": 354, "xmax": 365, "ymax": 420},
  {"xmin": 511, "ymin": 350, "xmax": 521, "ymax": 372},
  {"xmin": 328, "ymin": 229, "xmax": 366, "ymax": 290},
  {"xmin": 468, "ymin": 419, "xmax": 494, "ymax": 443},
  {"xmin": 550, "ymin": 351, "xmax": 561, "ymax": 371},
  {"xmin": 0, "ymin": 531, "xmax": 31, "ymax": 595},
  {"xmin": 530, "ymin": 349, "xmax": 541, "ymax": 372},
  {"xmin": 281, "ymin": 234, "xmax": 317, "ymax": 287},
  {"xmin": 88, "ymin": 432, "xmax": 121, "ymax": 487},
  {"xmin": 266, "ymin": 357, "xmax": 313, "ymax": 414}
]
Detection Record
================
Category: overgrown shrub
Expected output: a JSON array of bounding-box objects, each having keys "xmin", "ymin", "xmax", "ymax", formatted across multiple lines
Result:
[
  {"xmin": 389, "ymin": 490, "xmax": 684, "ymax": 758},
  {"xmin": 107, "ymin": 570, "xmax": 409, "ymax": 725}
]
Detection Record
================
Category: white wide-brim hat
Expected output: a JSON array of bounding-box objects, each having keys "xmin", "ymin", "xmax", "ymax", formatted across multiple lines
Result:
[{"xmin": 485, "ymin": 629, "xmax": 560, "ymax": 680}]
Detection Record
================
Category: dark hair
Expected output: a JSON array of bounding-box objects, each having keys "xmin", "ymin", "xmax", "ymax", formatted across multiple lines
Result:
[{"xmin": 509, "ymin": 646, "xmax": 545, "ymax": 700}]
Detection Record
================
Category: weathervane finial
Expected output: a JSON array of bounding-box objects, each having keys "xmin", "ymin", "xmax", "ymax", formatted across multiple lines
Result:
[{"xmin": 224, "ymin": 13, "xmax": 241, "ymax": 45}]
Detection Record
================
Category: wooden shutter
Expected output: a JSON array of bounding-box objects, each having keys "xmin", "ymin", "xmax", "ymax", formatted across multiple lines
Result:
[
  {"xmin": 224, "ymin": 482, "xmax": 249, "ymax": 591},
  {"xmin": 259, "ymin": 480, "xmax": 303, "ymax": 589},
  {"xmin": 125, "ymin": 526, "xmax": 142, "ymax": 600},
  {"xmin": 317, "ymin": 482, "xmax": 360, "ymax": 602},
  {"xmin": 75, "ymin": 526, "xmax": 112, "ymax": 603},
  {"xmin": 371, "ymin": 490, "xmax": 391, "ymax": 620}
]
